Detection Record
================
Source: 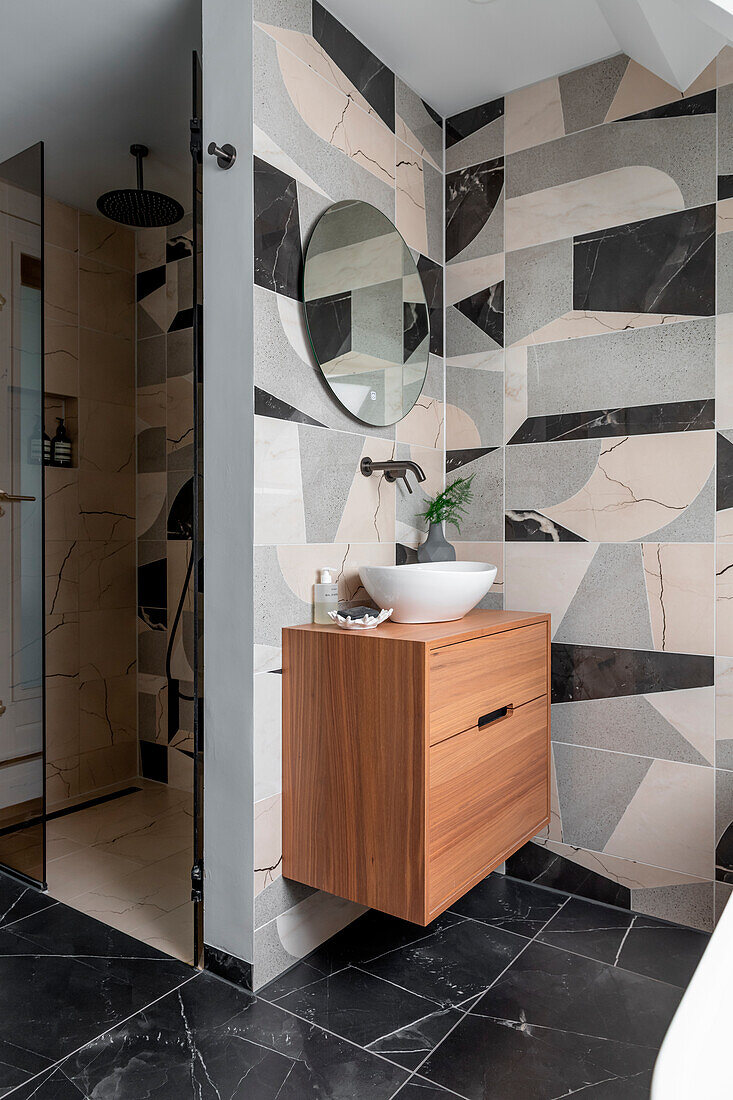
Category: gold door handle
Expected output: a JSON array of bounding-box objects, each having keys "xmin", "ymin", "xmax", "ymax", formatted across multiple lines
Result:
[{"xmin": 0, "ymin": 490, "xmax": 36, "ymax": 502}]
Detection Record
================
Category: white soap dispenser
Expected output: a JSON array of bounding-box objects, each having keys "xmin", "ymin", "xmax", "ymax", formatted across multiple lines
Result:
[{"xmin": 314, "ymin": 568, "xmax": 338, "ymax": 624}]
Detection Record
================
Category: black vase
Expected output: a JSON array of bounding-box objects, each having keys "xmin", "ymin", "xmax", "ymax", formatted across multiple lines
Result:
[{"xmin": 417, "ymin": 522, "xmax": 456, "ymax": 563}]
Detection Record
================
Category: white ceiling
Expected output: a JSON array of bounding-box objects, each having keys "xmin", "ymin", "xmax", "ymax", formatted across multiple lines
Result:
[
  {"xmin": 0, "ymin": 0, "xmax": 200, "ymax": 215},
  {"xmin": 325, "ymin": 0, "xmax": 733, "ymax": 116}
]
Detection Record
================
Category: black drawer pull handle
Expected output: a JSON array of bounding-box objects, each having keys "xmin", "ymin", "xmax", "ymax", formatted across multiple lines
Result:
[{"xmin": 478, "ymin": 704, "xmax": 514, "ymax": 729}]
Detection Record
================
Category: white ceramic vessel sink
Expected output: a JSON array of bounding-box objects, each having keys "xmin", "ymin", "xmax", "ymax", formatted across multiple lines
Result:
[{"xmin": 359, "ymin": 561, "xmax": 497, "ymax": 624}]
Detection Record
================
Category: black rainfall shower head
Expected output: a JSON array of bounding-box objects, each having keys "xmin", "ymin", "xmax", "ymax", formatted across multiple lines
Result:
[{"xmin": 96, "ymin": 144, "xmax": 184, "ymax": 229}]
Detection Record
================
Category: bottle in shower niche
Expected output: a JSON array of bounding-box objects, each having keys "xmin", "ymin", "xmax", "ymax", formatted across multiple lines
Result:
[
  {"xmin": 313, "ymin": 568, "xmax": 338, "ymax": 624},
  {"xmin": 51, "ymin": 417, "xmax": 72, "ymax": 468},
  {"xmin": 28, "ymin": 416, "xmax": 49, "ymax": 465}
]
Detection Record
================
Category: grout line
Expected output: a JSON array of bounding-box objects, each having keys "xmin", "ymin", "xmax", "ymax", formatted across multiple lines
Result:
[{"xmin": 4, "ymin": 971, "xmax": 199, "ymax": 1098}]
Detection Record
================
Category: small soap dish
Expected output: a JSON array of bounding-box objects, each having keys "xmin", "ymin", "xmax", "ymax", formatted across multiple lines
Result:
[{"xmin": 328, "ymin": 608, "xmax": 393, "ymax": 630}]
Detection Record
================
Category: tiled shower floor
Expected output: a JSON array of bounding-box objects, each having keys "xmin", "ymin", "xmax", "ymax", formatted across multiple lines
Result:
[
  {"xmin": 0, "ymin": 870, "xmax": 709, "ymax": 1098},
  {"xmin": 45, "ymin": 779, "xmax": 194, "ymax": 963}
]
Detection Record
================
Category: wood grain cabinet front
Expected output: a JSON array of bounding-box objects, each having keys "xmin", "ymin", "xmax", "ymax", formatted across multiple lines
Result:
[{"xmin": 283, "ymin": 610, "xmax": 551, "ymax": 925}]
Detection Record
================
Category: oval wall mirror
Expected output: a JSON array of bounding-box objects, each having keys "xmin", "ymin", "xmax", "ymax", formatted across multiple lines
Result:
[{"xmin": 302, "ymin": 199, "xmax": 430, "ymax": 427}]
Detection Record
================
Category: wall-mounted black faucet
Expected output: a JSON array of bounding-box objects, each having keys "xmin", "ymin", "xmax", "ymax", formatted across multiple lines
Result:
[{"xmin": 360, "ymin": 456, "xmax": 427, "ymax": 494}]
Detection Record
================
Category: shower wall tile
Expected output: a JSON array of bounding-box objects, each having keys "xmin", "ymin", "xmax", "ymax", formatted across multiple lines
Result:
[
  {"xmin": 79, "ymin": 212, "xmax": 135, "ymax": 271},
  {"xmin": 79, "ymin": 330, "xmax": 135, "ymax": 407},
  {"xmin": 396, "ymin": 78, "xmax": 442, "ymax": 169},
  {"xmin": 79, "ymin": 257, "xmax": 134, "ymax": 338}
]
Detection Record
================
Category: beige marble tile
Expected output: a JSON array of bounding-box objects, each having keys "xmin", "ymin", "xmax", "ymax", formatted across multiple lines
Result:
[
  {"xmin": 79, "ymin": 671, "xmax": 137, "ymax": 752},
  {"xmin": 446, "ymin": 349, "xmax": 505, "ymax": 372},
  {"xmin": 78, "ymin": 742, "xmax": 138, "ymax": 797},
  {"xmin": 78, "ymin": 470, "xmax": 134, "ymax": 541},
  {"xmin": 446, "ymin": 253, "xmax": 504, "ymax": 307},
  {"xmin": 95, "ymin": 805, "xmax": 192, "ymax": 865},
  {"xmin": 46, "ymin": 845, "xmax": 142, "ymax": 902},
  {"xmin": 505, "ymin": 76, "xmax": 565, "ymax": 155},
  {"xmin": 642, "ymin": 543, "xmax": 714, "ymax": 654},
  {"xmin": 275, "ymin": 39, "xmax": 394, "ymax": 186},
  {"xmin": 79, "ymin": 329, "xmax": 134, "ymax": 407},
  {"xmin": 453, "ymin": 541, "xmax": 504, "ymax": 599},
  {"xmin": 504, "ymin": 542, "xmax": 599, "ymax": 637},
  {"xmin": 79, "ymin": 608, "xmax": 136, "ymax": 682},
  {"xmin": 79, "ymin": 212, "xmax": 134, "ymax": 271},
  {"xmin": 545, "ymin": 431, "xmax": 714, "ymax": 543},
  {"xmin": 445, "ymin": 401, "xmax": 481, "ymax": 450},
  {"xmin": 504, "ymin": 346, "xmax": 527, "ymax": 443},
  {"xmin": 79, "ymin": 257, "xmax": 134, "ymax": 338},
  {"xmin": 505, "ymin": 167, "xmax": 684, "ymax": 253},
  {"xmin": 277, "ymin": 541, "xmax": 394, "ymax": 607},
  {"xmin": 394, "ymin": 114, "xmax": 441, "ymax": 173},
  {"xmin": 79, "ymin": 399, "xmax": 134, "ymax": 475},
  {"xmin": 166, "ymin": 374, "xmax": 194, "ymax": 455},
  {"xmin": 718, "ymin": 197, "xmax": 733, "ymax": 235},
  {"xmin": 45, "ymin": 319, "xmax": 79, "ymax": 397},
  {"xmin": 510, "ymin": 309, "xmax": 698, "ymax": 348},
  {"xmin": 135, "ymin": 228, "xmax": 166, "ymax": 273},
  {"xmin": 77, "ymin": 540, "xmax": 135, "ymax": 613},
  {"xmin": 717, "ymin": 543, "xmax": 733, "ymax": 657},
  {"xmin": 254, "ymin": 123, "xmax": 331, "ymax": 198},
  {"xmin": 534, "ymin": 835, "xmax": 711, "ymax": 891},
  {"xmin": 167, "ymin": 748, "xmax": 194, "ymax": 794},
  {"xmin": 45, "ymin": 613, "xmax": 79, "ymax": 678},
  {"xmin": 645, "ymin": 687, "xmax": 715, "ymax": 766},
  {"xmin": 395, "ymin": 140, "xmax": 427, "ymax": 256},
  {"xmin": 604, "ymin": 59, "xmax": 680, "ymax": 122},
  {"xmin": 137, "ymin": 382, "xmax": 166, "ymax": 431},
  {"xmin": 46, "ymin": 672, "xmax": 80, "ymax": 762},
  {"xmin": 254, "ymin": 792, "xmax": 282, "ymax": 895},
  {"xmin": 396, "ymin": 393, "xmax": 444, "ymax": 450},
  {"xmin": 45, "ymin": 539, "xmax": 78, "ymax": 615},
  {"xmin": 45, "ymin": 244, "xmax": 78, "ymax": 326},
  {"xmin": 132, "ymin": 900, "xmax": 193, "ymax": 962},
  {"xmin": 137, "ymin": 472, "xmax": 167, "ymax": 540},
  {"xmin": 46, "ymin": 835, "xmax": 84, "ymax": 862},
  {"xmin": 46, "ymin": 754, "xmax": 80, "ymax": 808},
  {"xmin": 335, "ymin": 437, "xmax": 396, "ymax": 544},
  {"xmin": 604, "ymin": 758, "xmax": 714, "ymax": 878},
  {"xmin": 68, "ymin": 862, "xmax": 190, "ymax": 935},
  {"xmin": 45, "ymin": 199, "xmax": 78, "ymax": 252}
]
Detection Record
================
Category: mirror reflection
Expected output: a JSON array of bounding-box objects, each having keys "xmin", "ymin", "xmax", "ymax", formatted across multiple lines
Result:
[{"xmin": 303, "ymin": 200, "xmax": 430, "ymax": 427}]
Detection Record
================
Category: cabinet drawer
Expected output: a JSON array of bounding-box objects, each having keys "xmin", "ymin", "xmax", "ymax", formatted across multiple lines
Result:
[
  {"xmin": 429, "ymin": 622, "xmax": 547, "ymax": 745},
  {"xmin": 428, "ymin": 695, "xmax": 549, "ymax": 914}
]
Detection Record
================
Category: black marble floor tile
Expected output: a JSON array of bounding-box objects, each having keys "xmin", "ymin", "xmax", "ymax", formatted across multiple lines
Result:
[
  {"xmin": 419, "ymin": 1008, "xmax": 657, "ymax": 1100},
  {"xmin": 0, "ymin": 874, "xmax": 55, "ymax": 930},
  {"xmin": 260, "ymin": 909, "xmax": 465, "ymax": 1002},
  {"xmin": 537, "ymin": 896, "xmax": 634, "ymax": 964},
  {"xmin": 0, "ymin": 1037, "xmax": 52, "ymax": 1097},
  {"xmin": 450, "ymin": 873, "xmax": 567, "ymax": 935},
  {"xmin": 470, "ymin": 939, "xmax": 682, "ymax": 1049},
  {"xmin": 275, "ymin": 965, "xmax": 442, "ymax": 1048},
  {"xmin": 538, "ymin": 897, "xmax": 709, "ymax": 987},
  {"xmin": 8, "ymin": 1067, "xmax": 88, "ymax": 1098},
  {"xmin": 393, "ymin": 1078, "xmax": 465, "ymax": 1098},
  {"xmin": 614, "ymin": 915, "xmax": 709, "ymax": 988},
  {"xmin": 366, "ymin": 1003, "xmax": 465, "ymax": 1070},
  {"xmin": 24, "ymin": 975, "xmax": 409, "ymax": 1100},
  {"xmin": 361, "ymin": 917, "xmax": 527, "ymax": 1008}
]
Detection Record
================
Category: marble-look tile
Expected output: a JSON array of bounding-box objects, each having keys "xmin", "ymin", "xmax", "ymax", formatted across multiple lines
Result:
[
  {"xmin": 449, "ymin": 873, "xmax": 565, "ymax": 935},
  {"xmin": 362, "ymin": 918, "xmax": 526, "ymax": 1008},
  {"xmin": 66, "ymin": 862, "xmax": 190, "ymax": 937},
  {"xmin": 78, "ymin": 398, "xmax": 134, "ymax": 475},
  {"xmin": 445, "ymin": 96, "xmax": 504, "ymax": 173},
  {"xmin": 45, "ymin": 198, "xmax": 78, "ymax": 251},
  {"xmin": 605, "ymin": 57, "xmax": 708, "ymax": 122},
  {"xmin": 254, "ymin": 415, "xmax": 306, "ymax": 545},
  {"xmin": 511, "ymin": 308, "xmax": 706, "ymax": 347},
  {"xmin": 396, "ymin": 140, "xmax": 443, "ymax": 264},
  {"xmin": 45, "ymin": 243, "xmax": 78, "ymax": 327},
  {"xmin": 573, "ymin": 205, "xmax": 715, "ymax": 316},
  {"xmin": 511, "ymin": 317, "xmax": 714, "ymax": 422},
  {"xmin": 79, "ymin": 608, "xmax": 136, "ymax": 682},
  {"xmin": 509, "ymin": 399, "xmax": 715, "ymax": 445},
  {"xmin": 642, "ymin": 543, "xmax": 714, "ymax": 654},
  {"xmin": 254, "ymin": 792, "xmax": 283, "ymax": 896},
  {"xmin": 418, "ymin": 254, "xmax": 444, "ymax": 357},
  {"xmin": 551, "ymin": 643, "xmax": 713, "ymax": 703},
  {"xmin": 166, "ymin": 372, "xmax": 194, "ymax": 456},
  {"xmin": 396, "ymin": 443, "xmax": 444, "ymax": 550},
  {"xmin": 446, "ymin": 252, "xmax": 503, "ymax": 308},
  {"xmin": 445, "ymin": 364, "xmax": 503, "ymax": 450},
  {"xmin": 505, "ymin": 76, "xmax": 565, "ymax": 156},
  {"xmin": 396, "ymin": 352, "xmax": 445, "ymax": 450},
  {"xmin": 79, "ymin": 329, "xmax": 134, "ymax": 407},
  {"xmin": 79, "ymin": 257, "xmax": 133, "ymax": 338},
  {"xmin": 79, "ymin": 672, "xmax": 136, "ymax": 752},
  {"xmin": 254, "ymin": 671, "xmax": 282, "ymax": 803},
  {"xmin": 396, "ymin": 78, "xmax": 442, "ymax": 169},
  {"xmin": 551, "ymin": 688, "xmax": 714, "ymax": 768},
  {"xmin": 254, "ymin": 156, "xmax": 302, "ymax": 300},
  {"xmin": 444, "ymin": 447, "xmax": 504, "ymax": 543},
  {"xmin": 552, "ymin": 543, "xmax": 653, "ymax": 651},
  {"xmin": 0, "ymin": 874, "xmax": 55, "ymax": 930},
  {"xmin": 45, "ymin": 539, "xmax": 78, "ymax": 616},
  {"xmin": 452, "ymin": 542, "xmax": 503, "ymax": 609},
  {"xmin": 79, "ymin": 212, "xmax": 134, "ymax": 271},
  {"xmin": 506, "ymin": 112, "xmax": 715, "ymax": 213},
  {"xmin": 77, "ymin": 742, "xmax": 137, "ymax": 795},
  {"xmin": 44, "ymin": 317, "xmax": 79, "ymax": 397},
  {"xmin": 446, "ymin": 157, "xmax": 504, "ymax": 263},
  {"xmin": 506, "ymin": 165, "xmax": 684, "ymax": 254},
  {"xmin": 536, "ymin": 431, "xmax": 714, "ymax": 544},
  {"xmin": 718, "ymin": 314, "xmax": 733, "ymax": 428},
  {"xmin": 504, "ymin": 237, "xmax": 571, "ymax": 346},
  {"xmin": 78, "ymin": 470, "xmax": 134, "ymax": 541},
  {"xmin": 716, "ymin": 659, "xmax": 733, "ymax": 770},
  {"xmin": 312, "ymin": 0, "xmax": 394, "ymax": 129}
]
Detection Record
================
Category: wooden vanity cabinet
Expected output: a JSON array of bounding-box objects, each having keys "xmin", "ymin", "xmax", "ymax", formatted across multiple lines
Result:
[{"xmin": 282, "ymin": 610, "xmax": 551, "ymax": 925}]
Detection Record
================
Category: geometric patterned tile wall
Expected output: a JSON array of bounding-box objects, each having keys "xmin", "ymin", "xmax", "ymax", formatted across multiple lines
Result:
[
  {"xmin": 445, "ymin": 50, "xmax": 733, "ymax": 933},
  {"xmin": 135, "ymin": 217, "xmax": 196, "ymax": 795},
  {"xmin": 251, "ymin": 0, "xmax": 445, "ymax": 987}
]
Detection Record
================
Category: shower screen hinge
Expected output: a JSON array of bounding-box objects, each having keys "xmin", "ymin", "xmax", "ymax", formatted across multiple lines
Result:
[
  {"xmin": 191, "ymin": 860, "xmax": 204, "ymax": 902},
  {"xmin": 190, "ymin": 117, "xmax": 203, "ymax": 160}
]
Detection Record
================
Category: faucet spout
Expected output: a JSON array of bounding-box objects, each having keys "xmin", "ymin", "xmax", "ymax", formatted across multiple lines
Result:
[{"xmin": 360, "ymin": 456, "xmax": 427, "ymax": 494}]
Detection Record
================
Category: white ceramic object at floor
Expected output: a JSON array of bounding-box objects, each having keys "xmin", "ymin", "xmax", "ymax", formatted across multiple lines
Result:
[
  {"xmin": 359, "ymin": 561, "xmax": 497, "ymax": 624},
  {"xmin": 651, "ymin": 897, "xmax": 727, "ymax": 1098}
]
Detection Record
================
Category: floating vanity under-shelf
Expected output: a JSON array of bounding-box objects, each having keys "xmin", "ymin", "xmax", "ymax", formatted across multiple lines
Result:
[{"xmin": 282, "ymin": 609, "xmax": 551, "ymax": 925}]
